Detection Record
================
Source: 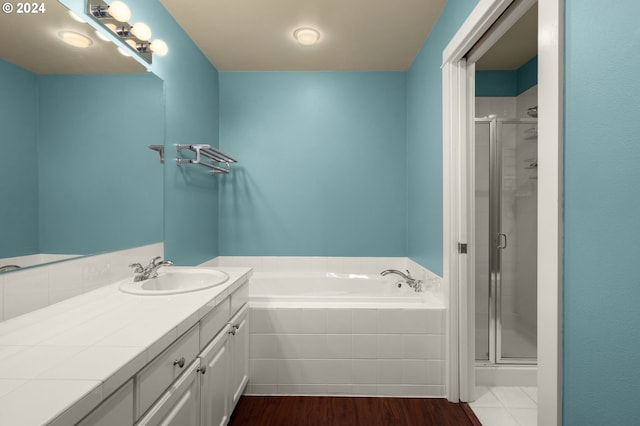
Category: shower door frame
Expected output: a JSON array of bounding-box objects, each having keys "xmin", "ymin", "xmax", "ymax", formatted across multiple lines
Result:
[
  {"xmin": 442, "ymin": 0, "xmax": 563, "ymax": 423},
  {"xmin": 477, "ymin": 118, "xmax": 539, "ymax": 366}
]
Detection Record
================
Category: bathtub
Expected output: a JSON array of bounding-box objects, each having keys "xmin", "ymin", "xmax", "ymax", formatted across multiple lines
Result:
[
  {"xmin": 249, "ymin": 271, "xmax": 444, "ymax": 308},
  {"xmin": 247, "ymin": 271, "xmax": 447, "ymax": 398}
]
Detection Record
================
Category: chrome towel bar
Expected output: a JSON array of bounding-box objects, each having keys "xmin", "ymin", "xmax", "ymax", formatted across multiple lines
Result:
[{"xmin": 175, "ymin": 144, "xmax": 237, "ymax": 174}]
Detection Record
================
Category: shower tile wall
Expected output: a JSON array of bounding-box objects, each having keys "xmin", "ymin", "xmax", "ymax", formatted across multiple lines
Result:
[{"xmin": 475, "ymin": 86, "xmax": 538, "ymax": 361}]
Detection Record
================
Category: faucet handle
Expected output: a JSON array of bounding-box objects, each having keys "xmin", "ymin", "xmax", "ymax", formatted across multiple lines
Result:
[
  {"xmin": 148, "ymin": 256, "xmax": 162, "ymax": 266},
  {"xmin": 405, "ymin": 269, "xmax": 414, "ymax": 279},
  {"xmin": 129, "ymin": 263, "xmax": 144, "ymax": 273}
]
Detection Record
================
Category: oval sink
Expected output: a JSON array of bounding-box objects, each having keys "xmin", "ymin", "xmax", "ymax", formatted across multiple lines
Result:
[{"xmin": 119, "ymin": 267, "xmax": 229, "ymax": 295}]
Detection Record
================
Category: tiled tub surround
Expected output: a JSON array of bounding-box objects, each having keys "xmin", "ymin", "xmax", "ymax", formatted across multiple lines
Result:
[
  {"xmin": 206, "ymin": 256, "xmax": 447, "ymax": 397},
  {"xmin": 0, "ymin": 243, "xmax": 163, "ymax": 321},
  {"xmin": 248, "ymin": 305, "xmax": 446, "ymax": 397},
  {"xmin": 0, "ymin": 266, "xmax": 252, "ymax": 425}
]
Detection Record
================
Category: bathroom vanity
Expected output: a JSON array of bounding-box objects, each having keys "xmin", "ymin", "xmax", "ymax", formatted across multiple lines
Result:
[{"xmin": 0, "ymin": 267, "xmax": 252, "ymax": 425}]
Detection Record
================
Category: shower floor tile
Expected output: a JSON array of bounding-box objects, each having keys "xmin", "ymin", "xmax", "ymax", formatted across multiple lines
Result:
[{"xmin": 470, "ymin": 386, "xmax": 537, "ymax": 426}]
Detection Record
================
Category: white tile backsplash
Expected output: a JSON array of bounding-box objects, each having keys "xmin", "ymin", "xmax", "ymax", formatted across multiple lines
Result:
[{"xmin": 1, "ymin": 243, "xmax": 163, "ymax": 321}]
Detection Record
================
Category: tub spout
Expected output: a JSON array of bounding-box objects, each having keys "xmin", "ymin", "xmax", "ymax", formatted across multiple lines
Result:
[{"xmin": 381, "ymin": 269, "xmax": 423, "ymax": 292}]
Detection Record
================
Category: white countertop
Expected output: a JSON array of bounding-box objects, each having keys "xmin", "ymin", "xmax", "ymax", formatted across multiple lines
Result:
[{"xmin": 0, "ymin": 267, "xmax": 253, "ymax": 426}]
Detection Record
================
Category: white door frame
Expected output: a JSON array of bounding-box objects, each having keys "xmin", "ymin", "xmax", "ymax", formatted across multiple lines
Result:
[{"xmin": 442, "ymin": 1, "xmax": 563, "ymax": 425}]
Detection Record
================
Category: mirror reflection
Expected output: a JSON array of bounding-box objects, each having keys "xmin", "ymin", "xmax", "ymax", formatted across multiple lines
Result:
[{"xmin": 0, "ymin": 0, "xmax": 164, "ymax": 271}]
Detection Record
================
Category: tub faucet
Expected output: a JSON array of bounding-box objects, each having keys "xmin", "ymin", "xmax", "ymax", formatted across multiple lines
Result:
[
  {"xmin": 381, "ymin": 269, "xmax": 423, "ymax": 292},
  {"xmin": 129, "ymin": 257, "xmax": 174, "ymax": 282}
]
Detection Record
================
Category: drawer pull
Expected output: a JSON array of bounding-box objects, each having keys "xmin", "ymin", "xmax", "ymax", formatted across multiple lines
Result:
[
  {"xmin": 197, "ymin": 365, "xmax": 207, "ymax": 375},
  {"xmin": 228, "ymin": 324, "xmax": 239, "ymax": 335},
  {"xmin": 173, "ymin": 357, "xmax": 185, "ymax": 368}
]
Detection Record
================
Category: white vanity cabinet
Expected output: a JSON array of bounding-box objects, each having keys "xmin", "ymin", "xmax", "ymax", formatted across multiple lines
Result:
[
  {"xmin": 228, "ymin": 303, "xmax": 249, "ymax": 411},
  {"xmin": 73, "ymin": 279, "xmax": 250, "ymax": 426},
  {"xmin": 198, "ymin": 325, "xmax": 231, "ymax": 426},
  {"xmin": 136, "ymin": 324, "xmax": 201, "ymax": 418},
  {"xmin": 136, "ymin": 360, "xmax": 202, "ymax": 426}
]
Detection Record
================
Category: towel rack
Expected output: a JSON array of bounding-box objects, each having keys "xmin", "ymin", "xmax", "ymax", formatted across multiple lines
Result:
[{"xmin": 175, "ymin": 144, "xmax": 237, "ymax": 174}]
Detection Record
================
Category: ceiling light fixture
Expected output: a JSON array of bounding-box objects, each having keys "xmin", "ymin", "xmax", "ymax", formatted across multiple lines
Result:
[
  {"xmin": 58, "ymin": 31, "xmax": 94, "ymax": 48},
  {"xmin": 293, "ymin": 27, "xmax": 320, "ymax": 46},
  {"xmin": 86, "ymin": 0, "xmax": 169, "ymax": 64}
]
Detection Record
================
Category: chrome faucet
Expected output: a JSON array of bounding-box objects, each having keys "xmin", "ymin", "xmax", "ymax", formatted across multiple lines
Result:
[
  {"xmin": 381, "ymin": 269, "xmax": 423, "ymax": 292},
  {"xmin": 129, "ymin": 257, "xmax": 174, "ymax": 282}
]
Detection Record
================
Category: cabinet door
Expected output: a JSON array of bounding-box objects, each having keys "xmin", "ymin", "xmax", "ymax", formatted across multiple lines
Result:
[
  {"xmin": 229, "ymin": 304, "xmax": 249, "ymax": 410},
  {"xmin": 136, "ymin": 360, "xmax": 201, "ymax": 426},
  {"xmin": 199, "ymin": 325, "xmax": 230, "ymax": 426}
]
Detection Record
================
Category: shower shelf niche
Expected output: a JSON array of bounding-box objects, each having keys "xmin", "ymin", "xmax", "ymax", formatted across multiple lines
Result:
[{"xmin": 176, "ymin": 144, "xmax": 237, "ymax": 174}]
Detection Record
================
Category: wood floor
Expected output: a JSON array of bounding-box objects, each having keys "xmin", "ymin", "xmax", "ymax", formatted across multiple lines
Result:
[{"xmin": 229, "ymin": 396, "xmax": 482, "ymax": 426}]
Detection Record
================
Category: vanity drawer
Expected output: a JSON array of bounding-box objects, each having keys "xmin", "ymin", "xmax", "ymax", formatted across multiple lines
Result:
[
  {"xmin": 136, "ymin": 325, "xmax": 200, "ymax": 418},
  {"xmin": 230, "ymin": 281, "xmax": 249, "ymax": 317},
  {"xmin": 200, "ymin": 297, "xmax": 230, "ymax": 350}
]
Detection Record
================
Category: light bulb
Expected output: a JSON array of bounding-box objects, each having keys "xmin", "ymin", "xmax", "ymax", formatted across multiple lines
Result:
[
  {"xmin": 108, "ymin": 1, "xmax": 131, "ymax": 22},
  {"xmin": 105, "ymin": 23, "xmax": 117, "ymax": 32},
  {"xmin": 293, "ymin": 28, "xmax": 320, "ymax": 46},
  {"xmin": 125, "ymin": 39, "xmax": 137, "ymax": 49},
  {"xmin": 150, "ymin": 39, "xmax": 168, "ymax": 56},
  {"xmin": 59, "ymin": 31, "xmax": 93, "ymax": 48},
  {"xmin": 131, "ymin": 22, "xmax": 151, "ymax": 41}
]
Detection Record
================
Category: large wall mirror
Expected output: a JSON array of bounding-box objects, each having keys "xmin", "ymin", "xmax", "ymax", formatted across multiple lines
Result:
[{"xmin": 0, "ymin": 0, "xmax": 164, "ymax": 271}]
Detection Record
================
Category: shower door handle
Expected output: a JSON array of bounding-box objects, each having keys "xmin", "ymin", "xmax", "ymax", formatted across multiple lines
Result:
[{"xmin": 497, "ymin": 233, "xmax": 507, "ymax": 250}]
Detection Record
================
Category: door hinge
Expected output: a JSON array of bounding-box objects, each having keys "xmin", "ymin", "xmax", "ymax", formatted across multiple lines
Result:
[{"xmin": 458, "ymin": 243, "xmax": 468, "ymax": 254}]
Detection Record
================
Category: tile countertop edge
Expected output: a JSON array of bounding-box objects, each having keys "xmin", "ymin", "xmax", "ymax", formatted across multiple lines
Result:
[{"xmin": 0, "ymin": 267, "xmax": 252, "ymax": 426}]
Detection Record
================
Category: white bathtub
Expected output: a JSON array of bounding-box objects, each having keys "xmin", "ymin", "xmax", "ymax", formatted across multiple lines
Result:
[
  {"xmin": 247, "ymin": 270, "xmax": 447, "ymax": 397},
  {"xmin": 249, "ymin": 271, "xmax": 444, "ymax": 308}
]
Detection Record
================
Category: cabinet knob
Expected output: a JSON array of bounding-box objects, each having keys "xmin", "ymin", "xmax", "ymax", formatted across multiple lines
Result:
[
  {"xmin": 197, "ymin": 365, "xmax": 207, "ymax": 375},
  {"xmin": 173, "ymin": 357, "xmax": 185, "ymax": 368}
]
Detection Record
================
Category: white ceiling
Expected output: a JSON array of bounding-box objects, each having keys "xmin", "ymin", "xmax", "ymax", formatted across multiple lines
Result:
[
  {"xmin": 476, "ymin": 6, "xmax": 537, "ymax": 70},
  {"xmin": 161, "ymin": 0, "xmax": 447, "ymax": 71},
  {"xmin": 0, "ymin": 0, "xmax": 145, "ymax": 74}
]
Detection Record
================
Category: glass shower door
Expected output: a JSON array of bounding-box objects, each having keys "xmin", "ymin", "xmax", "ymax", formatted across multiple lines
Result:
[
  {"xmin": 475, "ymin": 119, "xmax": 537, "ymax": 364},
  {"xmin": 495, "ymin": 120, "xmax": 537, "ymax": 362}
]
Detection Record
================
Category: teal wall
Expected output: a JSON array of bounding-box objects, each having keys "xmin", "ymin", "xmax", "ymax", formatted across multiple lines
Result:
[
  {"xmin": 476, "ymin": 56, "xmax": 538, "ymax": 97},
  {"xmin": 406, "ymin": 0, "xmax": 479, "ymax": 275},
  {"xmin": 218, "ymin": 72, "xmax": 407, "ymax": 256},
  {"xmin": 61, "ymin": 0, "xmax": 221, "ymax": 264},
  {"xmin": 564, "ymin": 1, "xmax": 640, "ymax": 424},
  {"xmin": 37, "ymin": 74, "xmax": 164, "ymax": 254},
  {"xmin": 0, "ymin": 60, "xmax": 38, "ymax": 258},
  {"xmin": 127, "ymin": 0, "xmax": 221, "ymax": 265}
]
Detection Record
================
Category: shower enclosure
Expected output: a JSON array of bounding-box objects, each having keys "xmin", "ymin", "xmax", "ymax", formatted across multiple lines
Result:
[{"xmin": 475, "ymin": 118, "xmax": 537, "ymax": 364}]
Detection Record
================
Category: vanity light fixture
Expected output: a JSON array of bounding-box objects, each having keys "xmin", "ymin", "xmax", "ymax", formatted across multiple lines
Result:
[
  {"xmin": 90, "ymin": 0, "xmax": 130, "ymax": 22},
  {"xmin": 86, "ymin": 0, "xmax": 168, "ymax": 63},
  {"xmin": 130, "ymin": 22, "xmax": 151, "ymax": 41},
  {"xmin": 293, "ymin": 27, "xmax": 320, "ymax": 46},
  {"xmin": 137, "ymin": 39, "xmax": 169, "ymax": 57},
  {"xmin": 58, "ymin": 31, "xmax": 94, "ymax": 48}
]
